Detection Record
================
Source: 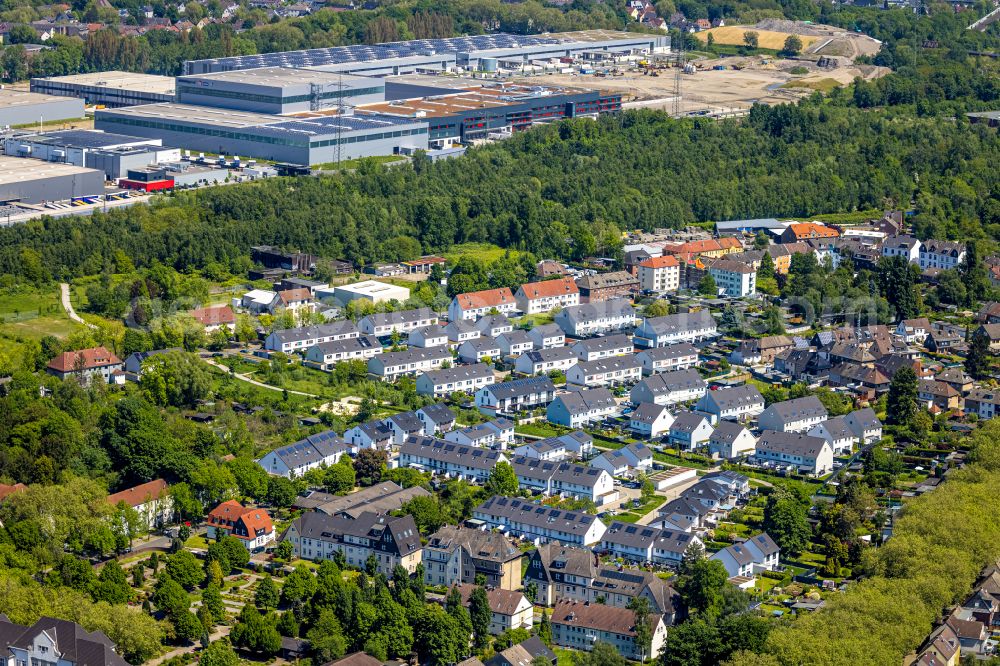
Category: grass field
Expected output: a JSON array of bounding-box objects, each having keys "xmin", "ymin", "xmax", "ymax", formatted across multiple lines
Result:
[
  {"xmin": 695, "ymin": 26, "xmax": 819, "ymax": 50},
  {"xmin": 313, "ymin": 155, "xmax": 408, "ymax": 170},
  {"xmin": 783, "ymin": 78, "xmax": 843, "ymax": 93},
  {"xmin": 444, "ymin": 243, "xmax": 523, "ymax": 265},
  {"xmin": 0, "ymin": 287, "xmax": 81, "ymax": 340},
  {"xmin": 554, "ymin": 648, "xmax": 578, "ymax": 666}
]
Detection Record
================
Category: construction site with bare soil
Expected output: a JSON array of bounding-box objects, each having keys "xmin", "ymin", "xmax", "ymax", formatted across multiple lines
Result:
[{"xmin": 513, "ymin": 21, "xmax": 889, "ymax": 117}]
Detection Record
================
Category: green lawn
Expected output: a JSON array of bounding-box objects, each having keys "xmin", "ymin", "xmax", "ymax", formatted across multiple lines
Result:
[
  {"xmin": 554, "ymin": 648, "xmax": 578, "ymax": 666},
  {"xmin": 615, "ymin": 496, "xmax": 666, "ymax": 523},
  {"xmin": 782, "ymin": 78, "xmax": 843, "ymax": 93},
  {"xmin": 185, "ymin": 534, "xmax": 211, "ymax": 550},
  {"xmin": 515, "ymin": 313, "xmax": 555, "ymax": 328},
  {"xmin": 653, "ymin": 450, "xmax": 712, "ymax": 469},
  {"xmin": 312, "ymin": 155, "xmax": 408, "ymax": 170},
  {"xmin": 516, "ymin": 422, "xmax": 570, "ymax": 439},
  {"xmin": 443, "ymin": 243, "xmax": 523, "ymax": 265},
  {"xmin": 0, "ymin": 286, "xmax": 82, "ymax": 340}
]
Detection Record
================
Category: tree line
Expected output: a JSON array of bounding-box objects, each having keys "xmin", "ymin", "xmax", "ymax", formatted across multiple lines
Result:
[{"xmin": 1, "ymin": 103, "xmax": 998, "ymax": 283}]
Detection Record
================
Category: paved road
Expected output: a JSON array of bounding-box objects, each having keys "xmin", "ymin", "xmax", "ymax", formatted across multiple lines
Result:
[
  {"xmin": 60, "ymin": 282, "xmax": 95, "ymax": 329},
  {"xmin": 202, "ymin": 357, "xmax": 321, "ymax": 398}
]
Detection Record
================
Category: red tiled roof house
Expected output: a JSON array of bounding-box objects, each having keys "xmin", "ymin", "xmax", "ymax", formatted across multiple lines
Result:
[
  {"xmin": 206, "ymin": 500, "xmax": 275, "ymax": 551},
  {"xmin": 46, "ymin": 347, "xmax": 123, "ymax": 385}
]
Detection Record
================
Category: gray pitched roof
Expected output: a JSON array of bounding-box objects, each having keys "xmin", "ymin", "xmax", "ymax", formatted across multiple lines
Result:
[
  {"xmin": 637, "ymin": 343, "xmax": 699, "ymax": 362},
  {"xmin": 641, "ymin": 368, "xmax": 705, "ymax": 393},
  {"xmin": 718, "ymin": 542, "xmax": 755, "ymax": 566},
  {"xmin": 360, "ymin": 307, "xmax": 436, "ymax": 329},
  {"xmin": 377, "ymin": 346, "xmax": 451, "ymax": 366},
  {"xmin": 425, "ymin": 525, "xmax": 520, "ymax": 563},
  {"xmin": 602, "ymin": 522, "xmax": 695, "ymax": 553},
  {"xmin": 290, "ymin": 511, "xmax": 421, "ymax": 557},
  {"xmin": 485, "ymin": 376, "xmax": 556, "ymax": 399},
  {"xmin": 554, "ymin": 388, "xmax": 616, "ymax": 415},
  {"xmin": 641, "ymin": 310, "xmax": 716, "ymax": 335},
  {"xmin": 747, "ymin": 532, "xmax": 780, "ymax": 557},
  {"xmin": 631, "ymin": 401, "xmax": 670, "ymax": 424},
  {"xmin": 816, "ymin": 416, "xmax": 852, "ymax": 440},
  {"xmin": 475, "ymin": 496, "xmax": 602, "ymax": 534},
  {"xmin": 8, "ymin": 617, "xmax": 128, "ymax": 666},
  {"xmin": 572, "ymin": 334, "xmax": 633, "ymax": 354},
  {"xmin": 401, "ymin": 436, "xmax": 504, "ymax": 470},
  {"xmin": 559, "ymin": 299, "xmax": 635, "ymax": 324},
  {"xmin": 763, "ymin": 396, "xmax": 827, "ymax": 423},
  {"xmin": 421, "ymin": 363, "xmax": 494, "ymax": 385},
  {"xmin": 270, "ymin": 321, "xmax": 358, "ymax": 344},
  {"xmin": 573, "ymin": 356, "xmax": 641, "ymax": 375},
  {"xmin": 269, "ymin": 430, "xmax": 348, "ymax": 466},
  {"xmin": 709, "ymin": 420, "xmax": 750, "ymax": 445},
  {"xmin": 702, "ymin": 384, "xmax": 764, "ymax": 410},
  {"xmin": 522, "ymin": 347, "xmax": 576, "ymax": 364},
  {"xmin": 757, "ymin": 430, "xmax": 829, "ymax": 457},
  {"xmin": 310, "ymin": 335, "xmax": 381, "ymax": 355},
  {"xmin": 418, "ymin": 403, "xmax": 457, "ymax": 425},
  {"xmin": 669, "ymin": 410, "xmax": 710, "ymax": 433},
  {"xmin": 511, "ymin": 457, "xmax": 607, "ymax": 489},
  {"xmin": 387, "ymin": 410, "xmax": 424, "ymax": 433}
]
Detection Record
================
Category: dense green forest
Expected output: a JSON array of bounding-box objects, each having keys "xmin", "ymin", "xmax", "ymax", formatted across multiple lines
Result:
[{"xmin": 0, "ymin": 98, "xmax": 997, "ymax": 280}]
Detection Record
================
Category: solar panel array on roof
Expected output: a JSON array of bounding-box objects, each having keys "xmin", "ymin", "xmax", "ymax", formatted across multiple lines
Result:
[
  {"xmin": 26, "ymin": 129, "xmax": 153, "ymax": 149},
  {"xmin": 186, "ymin": 33, "xmax": 567, "ymax": 73}
]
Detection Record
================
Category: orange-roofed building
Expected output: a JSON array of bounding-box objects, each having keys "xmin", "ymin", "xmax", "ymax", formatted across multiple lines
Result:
[
  {"xmin": 515, "ymin": 277, "xmax": 580, "ymax": 314},
  {"xmin": 637, "ymin": 255, "xmax": 681, "ymax": 293},
  {"xmin": 660, "ymin": 237, "xmax": 743, "ymax": 263},
  {"xmin": 449, "ymin": 287, "xmax": 517, "ymax": 321},
  {"xmin": 277, "ymin": 288, "xmax": 314, "ymax": 313},
  {"xmin": 780, "ymin": 223, "xmax": 840, "ymax": 243},
  {"xmin": 206, "ymin": 500, "xmax": 275, "ymax": 551},
  {"xmin": 107, "ymin": 479, "xmax": 172, "ymax": 530},
  {"xmin": 188, "ymin": 305, "xmax": 235, "ymax": 333},
  {"xmin": 46, "ymin": 347, "xmax": 123, "ymax": 385}
]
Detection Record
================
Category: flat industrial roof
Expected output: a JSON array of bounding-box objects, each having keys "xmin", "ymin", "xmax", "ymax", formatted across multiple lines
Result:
[
  {"xmin": 353, "ymin": 83, "xmax": 592, "ymax": 118},
  {"xmin": 336, "ymin": 280, "xmax": 409, "ymax": 295},
  {"xmin": 185, "ymin": 30, "xmax": 662, "ymax": 72},
  {"xmin": 100, "ymin": 103, "xmax": 283, "ymax": 128},
  {"xmin": 0, "ymin": 155, "xmax": 101, "ymax": 182},
  {"xmin": 385, "ymin": 74, "xmax": 486, "ymax": 90},
  {"xmin": 32, "ymin": 70, "xmax": 176, "ymax": 94},
  {"xmin": 100, "ymin": 103, "xmax": 425, "ymax": 138},
  {"xmin": 179, "ymin": 66, "xmax": 379, "ymax": 88},
  {"xmin": 12, "ymin": 129, "xmax": 157, "ymax": 149},
  {"xmin": 0, "ymin": 89, "xmax": 79, "ymax": 109}
]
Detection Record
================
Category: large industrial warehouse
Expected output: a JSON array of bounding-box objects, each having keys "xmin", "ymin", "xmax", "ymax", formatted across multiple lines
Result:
[
  {"xmin": 3, "ymin": 129, "xmax": 181, "ymax": 179},
  {"xmin": 30, "ymin": 71, "xmax": 177, "ymax": 108},
  {"xmin": 0, "ymin": 90, "xmax": 85, "ymax": 128},
  {"xmin": 176, "ymin": 68, "xmax": 385, "ymax": 115},
  {"xmin": 0, "ymin": 156, "xmax": 104, "ymax": 204},
  {"xmin": 94, "ymin": 103, "xmax": 429, "ymax": 164},
  {"xmin": 183, "ymin": 30, "xmax": 669, "ymax": 76},
  {"xmin": 354, "ymin": 82, "xmax": 622, "ymax": 146},
  {"xmin": 14, "ymin": 30, "xmax": 660, "ymax": 173}
]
